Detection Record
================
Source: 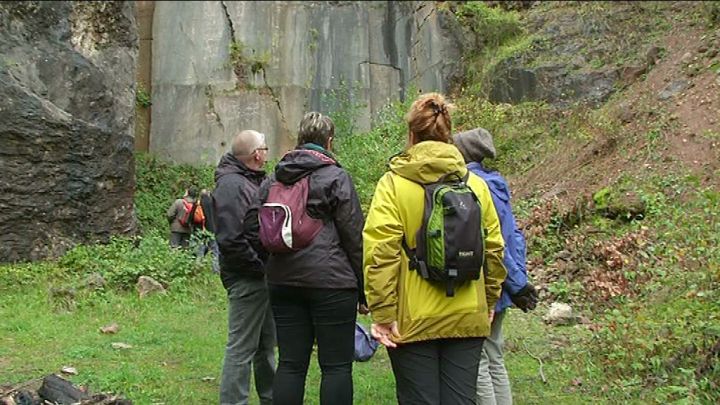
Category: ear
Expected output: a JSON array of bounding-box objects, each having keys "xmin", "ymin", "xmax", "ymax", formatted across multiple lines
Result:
[{"xmin": 326, "ymin": 136, "xmax": 334, "ymax": 151}]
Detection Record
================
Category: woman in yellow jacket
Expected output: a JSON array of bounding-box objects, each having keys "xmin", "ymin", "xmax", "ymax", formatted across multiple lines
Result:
[{"xmin": 363, "ymin": 93, "xmax": 507, "ymax": 404}]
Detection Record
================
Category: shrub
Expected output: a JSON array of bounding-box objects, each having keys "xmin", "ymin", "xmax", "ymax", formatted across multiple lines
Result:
[
  {"xmin": 58, "ymin": 232, "xmax": 204, "ymax": 289},
  {"xmin": 136, "ymin": 83, "xmax": 151, "ymax": 108},
  {"xmin": 335, "ymin": 96, "xmax": 411, "ymax": 210},
  {"xmin": 454, "ymin": 1, "xmax": 524, "ymax": 50},
  {"xmin": 706, "ymin": 1, "xmax": 720, "ymax": 27},
  {"xmin": 321, "ymin": 79, "xmax": 367, "ymax": 139}
]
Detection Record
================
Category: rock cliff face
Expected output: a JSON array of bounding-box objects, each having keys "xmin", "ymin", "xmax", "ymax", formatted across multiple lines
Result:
[
  {"xmin": 0, "ymin": 2, "xmax": 137, "ymax": 262},
  {"xmin": 486, "ymin": 3, "xmax": 672, "ymax": 107},
  {"xmin": 150, "ymin": 1, "xmax": 463, "ymax": 164}
]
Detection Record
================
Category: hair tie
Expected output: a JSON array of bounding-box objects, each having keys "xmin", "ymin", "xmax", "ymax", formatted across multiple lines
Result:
[{"xmin": 430, "ymin": 102, "xmax": 443, "ymax": 117}]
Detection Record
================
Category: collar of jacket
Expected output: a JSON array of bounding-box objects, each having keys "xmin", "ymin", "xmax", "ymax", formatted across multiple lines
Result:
[
  {"xmin": 214, "ymin": 153, "xmax": 266, "ymax": 184},
  {"xmin": 298, "ymin": 142, "xmax": 339, "ymax": 164},
  {"xmin": 389, "ymin": 141, "xmax": 467, "ymax": 184}
]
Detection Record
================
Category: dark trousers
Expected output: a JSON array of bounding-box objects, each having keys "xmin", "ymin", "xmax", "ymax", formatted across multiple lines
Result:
[
  {"xmin": 269, "ymin": 285, "xmax": 357, "ymax": 405},
  {"xmin": 388, "ymin": 337, "xmax": 485, "ymax": 405}
]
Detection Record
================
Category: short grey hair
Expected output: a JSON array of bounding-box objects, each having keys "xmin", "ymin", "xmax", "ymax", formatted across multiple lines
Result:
[
  {"xmin": 297, "ymin": 112, "xmax": 334, "ymax": 147},
  {"xmin": 231, "ymin": 130, "xmax": 265, "ymax": 157}
]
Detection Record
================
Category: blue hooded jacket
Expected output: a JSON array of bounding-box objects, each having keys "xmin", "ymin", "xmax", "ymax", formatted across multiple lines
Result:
[{"xmin": 468, "ymin": 162, "xmax": 528, "ymax": 312}]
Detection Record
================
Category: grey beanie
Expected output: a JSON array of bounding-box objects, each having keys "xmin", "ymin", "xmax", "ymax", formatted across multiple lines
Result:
[{"xmin": 452, "ymin": 128, "xmax": 496, "ymax": 163}]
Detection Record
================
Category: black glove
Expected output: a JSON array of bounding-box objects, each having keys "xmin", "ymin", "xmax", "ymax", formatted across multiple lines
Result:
[{"xmin": 511, "ymin": 283, "xmax": 539, "ymax": 313}]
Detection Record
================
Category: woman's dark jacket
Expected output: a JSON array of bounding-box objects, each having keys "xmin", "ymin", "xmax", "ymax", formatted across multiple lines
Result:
[{"xmin": 256, "ymin": 145, "xmax": 366, "ymax": 304}]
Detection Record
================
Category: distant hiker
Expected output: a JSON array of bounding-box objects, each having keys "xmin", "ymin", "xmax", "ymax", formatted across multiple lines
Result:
[
  {"xmin": 166, "ymin": 186, "xmax": 199, "ymax": 248},
  {"xmin": 214, "ymin": 130, "xmax": 276, "ymax": 405},
  {"xmin": 196, "ymin": 188, "xmax": 220, "ymax": 274},
  {"xmin": 453, "ymin": 127, "xmax": 539, "ymax": 405},
  {"xmin": 363, "ymin": 93, "xmax": 507, "ymax": 405},
  {"xmin": 255, "ymin": 112, "xmax": 367, "ymax": 405}
]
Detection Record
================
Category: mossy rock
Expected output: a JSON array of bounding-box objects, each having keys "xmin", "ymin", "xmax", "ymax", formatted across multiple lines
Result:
[{"xmin": 593, "ymin": 188, "xmax": 646, "ymax": 221}]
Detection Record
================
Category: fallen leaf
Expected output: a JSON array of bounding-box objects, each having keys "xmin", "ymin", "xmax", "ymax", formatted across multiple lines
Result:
[
  {"xmin": 111, "ymin": 342, "xmax": 133, "ymax": 350},
  {"xmin": 61, "ymin": 366, "xmax": 78, "ymax": 375},
  {"xmin": 100, "ymin": 323, "xmax": 120, "ymax": 334}
]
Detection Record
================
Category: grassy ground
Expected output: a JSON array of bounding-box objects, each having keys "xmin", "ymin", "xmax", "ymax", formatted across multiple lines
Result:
[{"xmin": 1, "ymin": 266, "xmax": 592, "ymax": 404}]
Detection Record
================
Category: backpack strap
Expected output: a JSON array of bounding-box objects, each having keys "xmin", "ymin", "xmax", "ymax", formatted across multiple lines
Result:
[
  {"xmin": 446, "ymin": 269, "xmax": 457, "ymax": 297},
  {"xmin": 401, "ymin": 239, "xmax": 429, "ymax": 279}
]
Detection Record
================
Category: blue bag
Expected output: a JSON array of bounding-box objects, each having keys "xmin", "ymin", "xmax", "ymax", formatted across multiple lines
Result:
[{"xmin": 354, "ymin": 322, "xmax": 379, "ymax": 362}]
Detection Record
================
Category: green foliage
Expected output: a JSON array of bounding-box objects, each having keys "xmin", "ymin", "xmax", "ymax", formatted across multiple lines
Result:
[
  {"xmin": 454, "ymin": 2, "xmax": 524, "ymax": 49},
  {"xmin": 593, "ymin": 187, "xmax": 612, "ymax": 210},
  {"xmin": 58, "ymin": 233, "xmax": 205, "ymax": 290},
  {"xmin": 705, "ymin": 1, "xmax": 720, "ymax": 27},
  {"xmin": 452, "ymin": 2, "xmax": 532, "ymax": 96},
  {"xmin": 227, "ymin": 40, "xmax": 271, "ymax": 80},
  {"xmin": 320, "ymin": 79, "xmax": 366, "ymax": 138},
  {"xmin": 335, "ymin": 96, "xmax": 412, "ymax": 210},
  {"xmin": 136, "ymin": 83, "xmax": 151, "ymax": 108},
  {"xmin": 134, "ymin": 153, "xmax": 214, "ymax": 234},
  {"xmin": 453, "ymin": 95, "xmax": 558, "ymax": 176}
]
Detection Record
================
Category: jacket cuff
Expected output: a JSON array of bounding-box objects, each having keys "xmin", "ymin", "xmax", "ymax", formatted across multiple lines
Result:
[{"xmin": 371, "ymin": 305, "xmax": 396, "ymax": 324}]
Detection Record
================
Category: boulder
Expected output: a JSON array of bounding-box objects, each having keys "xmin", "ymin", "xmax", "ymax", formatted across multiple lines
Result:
[
  {"xmin": 658, "ymin": 80, "xmax": 691, "ymax": 100},
  {"xmin": 621, "ymin": 64, "xmax": 648, "ymax": 85},
  {"xmin": 543, "ymin": 302, "xmax": 574, "ymax": 325},
  {"xmin": 136, "ymin": 275, "xmax": 165, "ymax": 298},
  {"xmin": 84, "ymin": 272, "xmax": 107, "ymax": 291},
  {"xmin": 0, "ymin": 2, "xmax": 137, "ymax": 262},
  {"xmin": 646, "ymin": 45, "xmax": 663, "ymax": 66}
]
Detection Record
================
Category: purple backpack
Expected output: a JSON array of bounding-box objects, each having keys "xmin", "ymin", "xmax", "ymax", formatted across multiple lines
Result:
[{"xmin": 259, "ymin": 150, "xmax": 334, "ymax": 253}]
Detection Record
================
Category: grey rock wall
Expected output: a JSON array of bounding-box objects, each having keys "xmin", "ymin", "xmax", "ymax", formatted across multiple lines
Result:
[
  {"xmin": 0, "ymin": 2, "xmax": 137, "ymax": 262},
  {"xmin": 151, "ymin": 1, "xmax": 463, "ymax": 165}
]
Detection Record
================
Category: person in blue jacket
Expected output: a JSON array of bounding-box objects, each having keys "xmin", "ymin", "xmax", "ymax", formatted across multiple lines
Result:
[{"xmin": 453, "ymin": 128, "xmax": 539, "ymax": 405}]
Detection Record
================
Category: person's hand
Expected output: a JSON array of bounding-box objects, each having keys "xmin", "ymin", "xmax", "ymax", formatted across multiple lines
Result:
[
  {"xmin": 488, "ymin": 310, "xmax": 495, "ymax": 324},
  {"xmin": 358, "ymin": 304, "xmax": 370, "ymax": 315},
  {"xmin": 511, "ymin": 283, "xmax": 539, "ymax": 312},
  {"xmin": 371, "ymin": 322, "xmax": 399, "ymax": 348}
]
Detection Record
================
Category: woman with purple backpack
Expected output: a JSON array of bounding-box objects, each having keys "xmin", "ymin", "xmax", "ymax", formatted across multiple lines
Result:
[{"xmin": 256, "ymin": 112, "xmax": 368, "ymax": 405}]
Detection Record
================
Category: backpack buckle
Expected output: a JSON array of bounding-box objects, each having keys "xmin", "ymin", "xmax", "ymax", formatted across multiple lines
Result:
[{"xmin": 408, "ymin": 255, "xmax": 418, "ymax": 270}]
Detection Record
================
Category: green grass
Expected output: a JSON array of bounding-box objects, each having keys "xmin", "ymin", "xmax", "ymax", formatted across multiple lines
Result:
[{"xmin": 0, "ymin": 263, "xmax": 591, "ymax": 404}]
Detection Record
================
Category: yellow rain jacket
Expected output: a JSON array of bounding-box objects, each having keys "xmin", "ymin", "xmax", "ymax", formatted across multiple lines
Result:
[{"xmin": 363, "ymin": 141, "xmax": 507, "ymax": 344}]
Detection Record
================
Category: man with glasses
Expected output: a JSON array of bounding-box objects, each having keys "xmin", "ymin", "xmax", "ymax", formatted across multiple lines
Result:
[{"xmin": 214, "ymin": 130, "xmax": 276, "ymax": 405}]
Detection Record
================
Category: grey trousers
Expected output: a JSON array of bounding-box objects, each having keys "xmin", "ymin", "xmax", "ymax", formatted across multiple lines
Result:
[
  {"xmin": 220, "ymin": 278, "xmax": 277, "ymax": 405},
  {"xmin": 477, "ymin": 310, "xmax": 513, "ymax": 405},
  {"xmin": 169, "ymin": 231, "xmax": 190, "ymax": 248}
]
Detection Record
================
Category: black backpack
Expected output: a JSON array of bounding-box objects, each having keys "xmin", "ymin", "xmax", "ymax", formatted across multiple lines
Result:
[{"xmin": 401, "ymin": 172, "xmax": 486, "ymax": 297}]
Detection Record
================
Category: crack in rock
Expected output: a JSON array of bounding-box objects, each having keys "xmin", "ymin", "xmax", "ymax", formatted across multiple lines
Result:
[
  {"xmin": 261, "ymin": 69, "xmax": 287, "ymax": 128},
  {"xmin": 220, "ymin": 1, "xmax": 236, "ymax": 42},
  {"xmin": 359, "ymin": 60, "xmax": 402, "ymax": 72}
]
